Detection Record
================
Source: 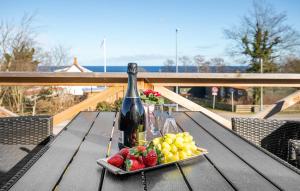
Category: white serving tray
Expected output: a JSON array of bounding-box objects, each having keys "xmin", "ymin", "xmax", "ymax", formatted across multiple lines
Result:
[{"xmin": 97, "ymin": 147, "xmax": 208, "ymax": 175}]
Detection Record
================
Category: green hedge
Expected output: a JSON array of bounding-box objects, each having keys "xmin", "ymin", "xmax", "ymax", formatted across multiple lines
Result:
[{"xmin": 96, "ymin": 98, "xmax": 122, "ymax": 112}]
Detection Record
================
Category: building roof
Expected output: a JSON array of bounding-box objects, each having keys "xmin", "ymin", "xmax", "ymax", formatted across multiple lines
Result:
[{"xmin": 55, "ymin": 57, "xmax": 92, "ymax": 73}]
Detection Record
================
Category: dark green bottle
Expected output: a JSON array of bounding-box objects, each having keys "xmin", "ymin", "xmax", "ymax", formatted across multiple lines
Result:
[{"xmin": 118, "ymin": 63, "xmax": 146, "ymax": 149}]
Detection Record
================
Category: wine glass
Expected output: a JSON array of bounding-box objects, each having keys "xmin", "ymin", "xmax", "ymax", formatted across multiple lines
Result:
[
  {"xmin": 161, "ymin": 104, "xmax": 179, "ymax": 135},
  {"xmin": 151, "ymin": 104, "xmax": 164, "ymax": 135}
]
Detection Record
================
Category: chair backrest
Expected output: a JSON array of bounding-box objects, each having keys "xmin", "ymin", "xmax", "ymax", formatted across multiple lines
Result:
[
  {"xmin": 288, "ymin": 139, "xmax": 300, "ymax": 168},
  {"xmin": 232, "ymin": 118, "xmax": 300, "ymax": 161},
  {"xmin": 0, "ymin": 116, "xmax": 52, "ymax": 145},
  {"xmin": 231, "ymin": 118, "xmax": 286, "ymax": 146}
]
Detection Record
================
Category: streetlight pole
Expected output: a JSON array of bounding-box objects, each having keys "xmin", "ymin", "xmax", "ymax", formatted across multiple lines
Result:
[
  {"xmin": 103, "ymin": 38, "xmax": 107, "ymax": 73},
  {"xmin": 100, "ymin": 38, "xmax": 107, "ymax": 73},
  {"xmin": 100, "ymin": 38, "xmax": 107, "ymax": 89},
  {"xmin": 260, "ymin": 58, "xmax": 263, "ymax": 111},
  {"xmin": 175, "ymin": 28, "xmax": 179, "ymax": 111},
  {"xmin": 231, "ymin": 89, "xmax": 234, "ymax": 112},
  {"xmin": 175, "ymin": 28, "xmax": 179, "ymax": 93}
]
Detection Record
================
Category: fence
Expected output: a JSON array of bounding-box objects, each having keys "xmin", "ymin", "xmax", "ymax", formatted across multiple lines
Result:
[{"xmin": 0, "ymin": 72, "xmax": 300, "ymax": 128}]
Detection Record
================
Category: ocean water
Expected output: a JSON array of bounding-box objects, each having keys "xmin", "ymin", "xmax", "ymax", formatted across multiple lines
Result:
[
  {"xmin": 39, "ymin": 65, "xmax": 247, "ymax": 73},
  {"xmin": 85, "ymin": 66, "xmax": 162, "ymax": 72}
]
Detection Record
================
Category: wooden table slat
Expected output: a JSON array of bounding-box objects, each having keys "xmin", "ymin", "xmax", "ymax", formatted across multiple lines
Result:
[
  {"xmin": 174, "ymin": 112, "xmax": 279, "ymax": 191},
  {"xmin": 144, "ymin": 113, "xmax": 234, "ymax": 191},
  {"xmin": 57, "ymin": 112, "xmax": 115, "ymax": 191},
  {"xmin": 143, "ymin": 115, "xmax": 190, "ymax": 191},
  {"xmin": 178, "ymin": 158, "xmax": 234, "ymax": 191},
  {"xmin": 144, "ymin": 164, "xmax": 190, "ymax": 191},
  {"xmin": 101, "ymin": 113, "xmax": 146, "ymax": 191},
  {"xmin": 173, "ymin": 112, "xmax": 235, "ymax": 191},
  {"xmin": 187, "ymin": 111, "xmax": 300, "ymax": 191},
  {"xmin": 9, "ymin": 112, "xmax": 99, "ymax": 191},
  {"xmin": 8, "ymin": 111, "xmax": 300, "ymax": 191}
]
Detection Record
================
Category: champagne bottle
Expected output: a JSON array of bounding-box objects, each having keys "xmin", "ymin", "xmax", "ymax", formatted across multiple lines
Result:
[{"xmin": 118, "ymin": 63, "xmax": 146, "ymax": 149}]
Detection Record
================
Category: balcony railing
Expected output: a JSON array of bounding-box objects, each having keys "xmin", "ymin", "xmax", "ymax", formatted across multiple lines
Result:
[
  {"xmin": 0, "ymin": 72, "xmax": 299, "ymax": 128},
  {"xmin": 0, "ymin": 72, "xmax": 300, "ymax": 87}
]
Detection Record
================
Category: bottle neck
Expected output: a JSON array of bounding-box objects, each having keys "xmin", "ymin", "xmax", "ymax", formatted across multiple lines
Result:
[{"xmin": 126, "ymin": 74, "xmax": 139, "ymax": 98}]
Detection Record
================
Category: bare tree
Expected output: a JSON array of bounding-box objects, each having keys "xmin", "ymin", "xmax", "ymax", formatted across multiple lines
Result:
[
  {"xmin": 51, "ymin": 45, "xmax": 71, "ymax": 66},
  {"xmin": 0, "ymin": 13, "xmax": 39, "ymax": 114},
  {"xmin": 202, "ymin": 61, "xmax": 211, "ymax": 73},
  {"xmin": 282, "ymin": 56, "xmax": 300, "ymax": 73},
  {"xmin": 179, "ymin": 56, "xmax": 192, "ymax": 72},
  {"xmin": 38, "ymin": 45, "xmax": 71, "ymax": 67},
  {"xmin": 162, "ymin": 59, "xmax": 175, "ymax": 72},
  {"xmin": 193, "ymin": 55, "xmax": 210, "ymax": 72},
  {"xmin": 0, "ymin": 13, "xmax": 72, "ymax": 114},
  {"xmin": 0, "ymin": 13, "xmax": 37, "ymax": 58},
  {"xmin": 224, "ymin": 0, "xmax": 300, "ymax": 72},
  {"xmin": 224, "ymin": 1, "xmax": 300, "ymax": 105},
  {"xmin": 1, "ymin": 14, "xmax": 39, "ymax": 72},
  {"xmin": 211, "ymin": 57, "xmax": 225, "ymax": 73},
  {"xmin": 194, "ymin": 55, "xmax": 205, "ymax": 72}
]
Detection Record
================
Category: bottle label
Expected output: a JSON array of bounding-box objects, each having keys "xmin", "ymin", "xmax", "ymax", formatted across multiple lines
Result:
[
  {"xmin": 138, "ymin": 131, "xmax": 146, "ymax": 146},
  {"xmin": 119, "ymin": 130, "xmax": 124, "ymax": 144}
]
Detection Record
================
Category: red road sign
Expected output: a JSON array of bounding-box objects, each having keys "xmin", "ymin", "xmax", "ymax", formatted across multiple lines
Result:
[{"xmin": 212, "ymin": 87, "xmax": 218, "ymax": 93}]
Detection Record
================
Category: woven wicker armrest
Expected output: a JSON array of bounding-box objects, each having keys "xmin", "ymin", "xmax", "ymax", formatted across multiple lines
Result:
[
  {"xmin": 231, "ymin": 118, "xmax": 286, "ymax": 146},
  {"xmin": 0, "ymin": 116, "xmax": 53, "ymax": 191},
  {"xmin": 0, "ymin": 116, "xmax": 53, "ymax": 145},
  {"xmin": 231, "ymin": 118, "xmax": 300, "ymax": 163},
  {"xmin": 288, "ymin": 139, "xmax": 300, "ymax": 168}
]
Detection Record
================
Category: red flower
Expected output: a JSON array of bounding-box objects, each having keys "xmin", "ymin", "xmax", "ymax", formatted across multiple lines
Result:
[
  {"xmin": 143, "ymin": 89, "xmax": 161, "ymax": 97},
  {"xmin": 143, "ymin": 89, "xmax": 154, "ymax": 96}
]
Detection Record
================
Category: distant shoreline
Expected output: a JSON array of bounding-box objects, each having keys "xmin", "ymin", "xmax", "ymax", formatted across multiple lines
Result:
[{"xmin": 38, "ymin": 65, "xmax": 247, "ymax": 73}]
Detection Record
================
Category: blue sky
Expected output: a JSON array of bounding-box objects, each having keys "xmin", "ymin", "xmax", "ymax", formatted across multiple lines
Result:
[{"xmin": 1, "ymin": 0, "xmax": 300, "ymax": 66}]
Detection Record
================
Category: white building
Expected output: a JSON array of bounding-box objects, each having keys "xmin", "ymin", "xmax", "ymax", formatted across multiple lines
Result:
[{"xmin": 55, "ymin": 57, "xmax": 98, "ymax": 95}]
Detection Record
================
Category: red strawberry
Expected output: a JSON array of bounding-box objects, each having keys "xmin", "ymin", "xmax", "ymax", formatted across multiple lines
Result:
[
  {"xmin": 136, "ymin": 145, "xmax": 146, "ymax": 153},
  {"xmin": 143, "ymin": 149, "xmax": 158, "ymax": 167},
  {"xmin": 107, "ymin": 154, "xmax": 124, "ymax": 168},
  {"xmin": 139, "ymin": 161, "xmax": 146, "ymax": 169},
  {"xmin": 125, "ymin": 158, "xmax": 145, "ymax": 171},
  {"xmin": 119, "ymin": 147, "xmax": 130, "ymax": 158},
  {"xmin": 127, "ymin": 149, "xmax": 139, "ymax": 160},
  {"xmin": 126, "ymin": 146, "xmax": 146, "ymax": 160},
  {"xmin": 127, "ymin": 153, "xmax": 137, "ymax": 160},
  {"xmin": 136, "ymin": 156, "xmax": 144, "ymax": 164}
]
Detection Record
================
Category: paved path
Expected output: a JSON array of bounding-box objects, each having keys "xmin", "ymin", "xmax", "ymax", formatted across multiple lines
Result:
[{"xmin": 212, "ymin": 109, "xmax": 300, "ymax": 121}]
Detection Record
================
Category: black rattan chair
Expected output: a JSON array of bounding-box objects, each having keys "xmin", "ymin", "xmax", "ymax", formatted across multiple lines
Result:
[
  {"xmin": 231, "ymin": 118, "xmax": 300, "ymax": 167},
  {"xmin": 288, "ymin": 139, "xmax": 300, "ymax": 168},
  {"xmin": 0, "ymin": 116, "xmax": 53, "ymax": 190}
]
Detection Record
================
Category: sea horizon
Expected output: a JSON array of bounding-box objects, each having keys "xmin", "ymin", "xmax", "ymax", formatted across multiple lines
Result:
[{"xmin": 38, "ymin": 65, "xmax": 247, "ymax": 73}]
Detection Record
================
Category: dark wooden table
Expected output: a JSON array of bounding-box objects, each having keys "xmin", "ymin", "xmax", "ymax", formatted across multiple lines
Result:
[{"xmin": 7, "ymin": 111, "xmax": 300, "ymax": 191}]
